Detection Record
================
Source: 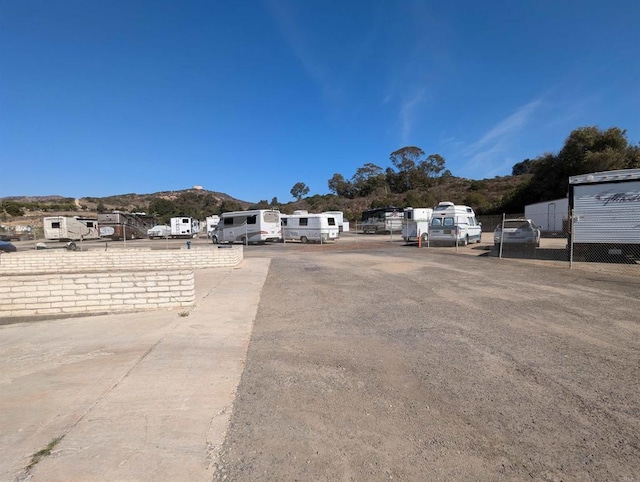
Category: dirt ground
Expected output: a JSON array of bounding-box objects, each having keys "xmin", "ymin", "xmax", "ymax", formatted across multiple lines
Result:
[{"xmin": 214, "ymin": 242, "xmax": 640, "ymax": 481}]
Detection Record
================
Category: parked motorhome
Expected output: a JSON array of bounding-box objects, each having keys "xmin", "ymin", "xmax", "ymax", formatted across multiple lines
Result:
[
  {"xmin": 361, "ymin": 207, "xmax": 403, "ymax": 234},
  {"xmin": 402, "ymin": 207, "xmax": 433, "ymax": 243},
  {"xmin": 211, "ymin": 209, "xmax": 281, "ymax": 244},
  {"xmin": 281, "ymin": 213, "xmax": 339, "ymax": 243},
  {"xmin": 569, "ymin": 169, "xmax": 640, "ymax": 261},
  {"xmin": 428, "ymin": 202, "xmax": 482, "ymax": 246},
  {"xmin": 524, "ymin": 198, "xmax": 568, "ymax": 234},
  {"xmin": 170, "ymin": 217, "xmax": 200, "ymax": 238},
  {"xmin": 43, "ymin": 216, "xmax": 100, "ymax": 242},
  {"xmin": 147, "ymin": 225, "xmax": 171, "ymax": 238},
  {"xmin": 98, "ymin": 211, "xmax": 156, "ymax": 240}
]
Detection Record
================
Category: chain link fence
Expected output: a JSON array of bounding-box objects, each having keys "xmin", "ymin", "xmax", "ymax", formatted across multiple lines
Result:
[{"xmin": 491, "ymin": 209, "xmax": 639, "ymax": 280}]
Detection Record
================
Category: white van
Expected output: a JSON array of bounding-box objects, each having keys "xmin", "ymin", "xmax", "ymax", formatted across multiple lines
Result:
[
  {"xmin": 429, "ymin": 202, "xmax": 482, "ymax": 246},
  {"xmin": 281, "ymin": 213, "xmax": 339, "ymax": 243},
  {"xmin": 402, "ymin": 207, "xmax": 433, "ymax": 243},
  {"xmin": 212, "ymin": 209, "xmax": 281, "ymax": 244}
]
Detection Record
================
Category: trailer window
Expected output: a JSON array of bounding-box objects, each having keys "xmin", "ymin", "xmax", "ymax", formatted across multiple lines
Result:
[
  {"xmin": 51, "ymin": 222, "xmax": 61, "ymax": 228},
  {"xmin": 281, "ymin": 218, "xmax": 288, "ymax": 226},
  {"xmin": 224, "ymin": 217, "xmax": 234, "ymax": 226},
  {"xmin": 327, "ymin": 217, "xmax": 335, "ymax": 225},
  {"xmin": 300, "ymin": 218, "xmax": 308, "ymax": 226},
  {"xmin": 86, "ymin": 222, "xmax": 94, "ymax": 228},
  {"xmin": 263, "ymin": 211, "xmax": 279, "ymax": 223},
  {"xmin": 247, "ymin": 215, "xmax": 257, "ymax": 225}
]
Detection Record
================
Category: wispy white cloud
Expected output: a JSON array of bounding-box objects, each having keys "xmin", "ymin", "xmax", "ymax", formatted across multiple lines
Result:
[
  {"xmin": 399, "ymin": 89, "xmax": 427, "ymax": 145},
  {"xmin": 456, "ymin": 99, "xmax": 542, "ymax": 178}
]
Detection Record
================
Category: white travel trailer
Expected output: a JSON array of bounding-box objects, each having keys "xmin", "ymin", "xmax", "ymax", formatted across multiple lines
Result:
[
  {"xmin": 211, "ymin": 209, "xmax": 281, "ymax": 244},
  {"xmin": 525, "ymin": 198, "xmax": 569, "ymax": 233},
  {"xmin": 205, "ymin": 215, "xmax": 220, "ymax": 237},
  {"xmin": 170, "ymin": 217, "xmax": 200, "ymax": 238},
  {"xmin": 323, "ymin": 211, "xmax": 348, "ymax": 232},
  {"xmin": 402, "ymin": 207, "xmax": 433, "ymax": 243},
  {"xmin": 569, "ymin": 169, "xmax": 640, "ymax": 261},
  {"xmin": 428, "ymin": 202, "xmax": 482, "ymax": 246},
  {"xmin": 281, "ymin": 213, "xmax": 339, "ymax": 243},
  {"xmin": 43, "ymin": 216, "xmax": 100, "ymax": 242}
]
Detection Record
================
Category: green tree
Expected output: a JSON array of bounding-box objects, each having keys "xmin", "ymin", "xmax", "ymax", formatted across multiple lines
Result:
[
  {"xmin": 290, "ymin": 182, "xmax": 310, "ymax": 201},
  {"xmin": 351, "ymin": 163, "xmax": 385, "ymax": 197},
  {"xmin": 328, "ymin": 173, "xmax": 355, "ymax": 198},
  {"xmin": 3, "ymin": 201, "xmax": 23, "ymax": 217},
  {"xmin": 387, "ymin": 147, "xmax": 446, "ymax": 193}
]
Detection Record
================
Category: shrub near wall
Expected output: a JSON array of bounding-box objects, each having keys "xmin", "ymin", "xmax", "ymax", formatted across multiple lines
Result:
[{"xmin": 0, "ymin": 270, "xmax": 195, "ymax": 319}]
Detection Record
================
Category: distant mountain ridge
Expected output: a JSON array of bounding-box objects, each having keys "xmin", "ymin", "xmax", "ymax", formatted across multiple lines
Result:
[{"xmin": 1, "ymin": 188, "xmax": 250, "ymax": 212}]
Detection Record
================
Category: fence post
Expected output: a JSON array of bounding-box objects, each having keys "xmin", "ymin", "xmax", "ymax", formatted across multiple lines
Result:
[{"xmin": 569, "ymin": 209, "xmax": 574, "ymax": 268}]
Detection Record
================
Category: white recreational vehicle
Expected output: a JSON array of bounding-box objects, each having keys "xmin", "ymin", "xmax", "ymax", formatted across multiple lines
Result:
[
  {"xmin": 43, "ymin": 216, "xmax": 100, "ymax": 242},
  {"xmin": 323, "ymin": 211, "xmax": 348, "ymax": 232},
  {"xmin": 569, "ymin": 169, "xmax": 640, "ymax": 261},
  {"xmin": 361, "ymin": 207, "xmax": 404, "ymax": 234},
  {"xmin": 524, "ymin": 198, "xmax": 569, "ymax": 234},
  {"xmin": 402, "ymin": 207, "xmax": 433, "ymax": 243},
  {"xmin": 211, "ymin": 209, "xmax": 281, "ymax": 244},
  {"xmin": 428, "ymin": 202, "xmax": 482, "ymax": 246},
  {"xmin": 281, "ymin": 212, "xmax": 339, "ymax": 243},
  {"xmin": 205, "ymin": 215, "xmax": 220, "ymax": 238},
  {"xmin": 170, "ymin": 217, "xmax": 200, "ymax": 238}
]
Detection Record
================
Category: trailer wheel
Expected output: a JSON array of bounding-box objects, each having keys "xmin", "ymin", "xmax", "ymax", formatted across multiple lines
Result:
[
  {"xmin": 300, "ymin": 236, "xmax": 308, "ymax": 244},
  {"xmin": 240, "ymin": 236, "xmax": 247, "ymax": 245},
  {"xmin": 211, "ymin": 235, "xmax": 218, "ymax": 244},
  {"xmin": 67, "ymin": 242, "xmax": 77, "ymax": 251}
]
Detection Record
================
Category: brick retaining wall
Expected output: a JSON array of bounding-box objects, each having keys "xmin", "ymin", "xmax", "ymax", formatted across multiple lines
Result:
[
  {"xmin": 0, "ymin": 245, "xmax": 242, "ymax": 275},
  {"xmin": 0, "ymin": 246, "xmax": 242, "ymax": 321},
  {"xmin": 0, "ymin": 270, "xmax": 195, "ymax": 319}
]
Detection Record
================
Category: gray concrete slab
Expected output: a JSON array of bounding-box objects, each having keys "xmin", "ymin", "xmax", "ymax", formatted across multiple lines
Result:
[{"xmin": 0, "ymin": 258, "xmax": 270, "ymax": 482}]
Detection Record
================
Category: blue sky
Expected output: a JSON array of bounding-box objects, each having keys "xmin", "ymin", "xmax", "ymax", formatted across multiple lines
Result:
[{"xmin": 2, "ymin": 0, "xmax": 639, "ymax": 203}]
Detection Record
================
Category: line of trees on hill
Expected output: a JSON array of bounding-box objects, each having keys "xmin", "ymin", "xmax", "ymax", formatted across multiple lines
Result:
[{"xmin": 327, "ymin": 146, "xmax": 449, "ymax": 199}]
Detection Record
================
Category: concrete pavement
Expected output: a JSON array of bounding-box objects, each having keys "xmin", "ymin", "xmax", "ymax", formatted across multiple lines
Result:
[{"xmin": 0, "ymin": 258, "xmax": 270, "ymax": 482}]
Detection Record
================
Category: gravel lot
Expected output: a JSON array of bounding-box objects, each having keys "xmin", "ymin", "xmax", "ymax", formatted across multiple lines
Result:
[{"xmin": 215, "ymin": 239, "xmax": 640, "ymax": 481}]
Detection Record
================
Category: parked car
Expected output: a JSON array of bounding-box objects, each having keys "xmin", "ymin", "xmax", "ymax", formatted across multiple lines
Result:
[
  {"xmin": 0, "ymin": 240, "xmax": 17, "ymax": 253},
  {"xmin": 494, "ymin": 218, "xmax": 541, "ymax": 250}
]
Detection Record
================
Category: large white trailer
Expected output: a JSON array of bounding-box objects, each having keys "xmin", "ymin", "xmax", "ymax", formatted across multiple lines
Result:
[
  {"xmin": 43, "ymin": 216, "xmax": 100, "ymax": 242},
  {"xmin": 281, "ymin": 213, "xmax": 339, "ymax": 243},
  {"xmin": 524, "ymin": 198, "xmax": 568, "ymax": 233},
  {"xmin": 569, "ymin": 169, "xmax": 640, "ymax": 262},
  {"xmin": 402, "ymin": 207, "xmax": 433, "ymax": 243},
  {"xmin": 211, "ymin": 209, "xmax": 281, "ymax": 244},
  {"xmin": 170, "ymin": 217, "xmax": 200, "ymax": 238}
]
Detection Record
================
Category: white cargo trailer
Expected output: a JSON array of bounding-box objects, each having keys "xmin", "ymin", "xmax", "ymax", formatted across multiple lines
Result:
[
  {"xmin": 402, "ymin": 207, "xmax": 433, "ymax": 243},
  {"xmin": 569, "ymin": 169, "xmax": 640, "ymax": 262},
  {"xmin": 170, "ymin": 217, "xmax": 200, "ymax": 238},
  {"xmin": 524, "ymin": 198, "xmax": 568, "ymax": 233}
]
